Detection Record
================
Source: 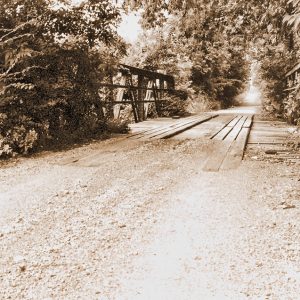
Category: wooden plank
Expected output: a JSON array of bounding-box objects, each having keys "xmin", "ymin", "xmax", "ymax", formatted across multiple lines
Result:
[
  {"xmin": 209, "ymin": 115, "xmax": 237, "ymax": 139},
  {"xmin": 203, "ymin": 141, "xmax": 233, "ymax": 172},
  {"xmin": 173, "ymin": 116, "xmax": 232, "ymax": 139},
  {"xmin": 224, "ymin": 116, "xmax": 247, "ymax": 142},
  {"xmin": 152, "ymin": 80, "xmax": 161, "ymax": 116},
  {"xmin": 251, "ymin": 127, "xmax": 289, "ymax": 132},
  {"xmin": 248, "ymin": 142, "xmax": 287, "ymax": 145},
  {"xmin": 159, "ymin": 115, "xmax": 216, "ymax": 139},
  {"xmin": 141, "ymin": 115, "xmax": 215, "ymax": 140},
  {"xmin": 243, "ymin": 115, "xmax": 253, "ymax": 128},
  {"xmin": 227, "ymin": 115, "xmax": 242, "ymax": 127},
  {"xmin": 220, "ymin": 127, "xmax": 250, "ymax": 170},
  {"xmin": 213, "ymin": 126, "xmax": 233, "ymax": 140},
  {"xmin": 249, "ymin": 135, "xmax": 288, "ymax": 140},
  {"xmin": 251, "ymin": 133, "xmax": 289, "ymax": 138},
  {"xmin": 131, "ymin": 116, "xmax": 201, "ymax": 139},
  {"xmin": 248, "ymin": 138, "xmax": 287, "ymax": 144},
  {"xmin": 212, "ymin": 115, "xmax": 246, "ymax": 141},
  {"xmin": 254, "ymin": 120, "xmax": 287, "ymax": 124}
]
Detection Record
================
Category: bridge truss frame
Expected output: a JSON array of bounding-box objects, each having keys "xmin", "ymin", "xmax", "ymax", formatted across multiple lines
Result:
[{"xmin": 99, "ymin": 64, "xmax": 175, "ymax": 123}]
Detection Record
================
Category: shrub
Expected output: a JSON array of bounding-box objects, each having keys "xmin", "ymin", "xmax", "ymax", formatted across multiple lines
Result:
[{"xmin": 160, "ymin": 93, "xmax": 187, "ymax": 117}]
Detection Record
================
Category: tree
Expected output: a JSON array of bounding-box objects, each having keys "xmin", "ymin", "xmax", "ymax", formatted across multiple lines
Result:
[
  {"xmin": 123, "ymin": 0, "xmax": 300, "ymax": 122},
  {"xmin": 0, "ymin": 0, "xmax": 125, "ymax": 156},
  {"xmin": 123, "ymin": 0, "xmax": 250, "ymax": 108}
]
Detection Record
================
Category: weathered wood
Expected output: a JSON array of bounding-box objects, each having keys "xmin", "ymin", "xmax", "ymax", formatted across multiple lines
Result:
[
  {"xmin": 251, "ymin": 127, "xmax": 289, "ymax": 132},
  {"xmin": 129, "ymin": 116, "xmax": 200, "ymax": 139},
  {"xmin": 220, "ymin": 127, "xmax": 250, "ymax": 170},
  {"xmin": 203, "ymin": 141, "xmax": 233, "ymax": 172},
  {"xmin": 173, "ymin": 116, "xmax": 234, "ymax": 140},
  {"xmin": 248, "ymin": 139, "xmax": 287, "ymax": 144},
  {"xmin": 248, "ymin": 141, "xmax": 286, "ymax": 145},
  {"xmin": 159, "ymin": 115, "xmax": 217, "ymax": 139},
  {"xmin": 225, "ymin": 116, "xmax": 247, "ymax": 142},
  {"xmin": 209, "ymin": 115, "xmax": 237, "ymax": 139},
  {"xmin": 144, "ymin": 81, "xmax": 153, "ymax": 119},
  {"xmin": 243, "ymin": 115, "xmax": 253, "ymax": 128},
  {"xmin": 131, "ymin": 115, "xmax": 216, "ymax": 140},
  {"xmin": 250, "ymin": 132, "xmax": 288, "ymax": 137},
  {"xmin": 133, "ymin": 116, "xmax": 205, "ymax": 140},
  {"xmin": 227, "ymin": 116, "xmax": 242, "ymax": 127},
  {"xmin": 204, "ymin": 115, "xmax": 252, "ymax": 171},
  {"xmin": 214, "ymin": 126, "xmax": 233, "ymax": 140},
  {"xmin": 159, "ymin": 79, "xmax": 165, "ymax": 103}
]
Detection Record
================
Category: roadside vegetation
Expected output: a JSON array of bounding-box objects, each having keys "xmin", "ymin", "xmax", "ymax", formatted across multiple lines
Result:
[{"xmin": 0, "ymin": 0, "xmax": 125, "ymax": 157}]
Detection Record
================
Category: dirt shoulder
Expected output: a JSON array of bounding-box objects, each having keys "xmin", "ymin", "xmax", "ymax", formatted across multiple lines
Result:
[{"xmin": 0, "ymin": 130, "xmax": 299, "ymax": 299}]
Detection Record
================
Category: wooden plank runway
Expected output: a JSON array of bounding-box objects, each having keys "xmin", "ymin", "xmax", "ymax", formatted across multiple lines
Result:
[
  {"xmin": 59, "ymin": 109, "xmax": 297, "ymax": 170},
  {"xmin": 203, "ymin": 115, "xmax": 253, "ymax": 171},
  {"xmin": 129, "ymin": 114, "xmax": 217, "ymax": 140}
]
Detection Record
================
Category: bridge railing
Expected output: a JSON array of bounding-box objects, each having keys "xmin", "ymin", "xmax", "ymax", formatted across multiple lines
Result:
[
  {"xmin": 99, "ymin": 64, "xmax": 175, "ymax": 123},
  {"xmin": 285, "ymin": 62, "xmax": 300, "ymax": 92}
]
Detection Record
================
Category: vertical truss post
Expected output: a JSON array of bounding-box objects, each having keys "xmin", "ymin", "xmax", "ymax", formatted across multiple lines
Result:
[
  {"xmin": 107, "ymin": 74, "xmax": 114, "ymax": 118},
  {"xmin": 144, "ymin": 80, "xmax": 153, "ymax": 120},
  {"xmin": 129, "ymin": 75, "xmax": 139, "ymax": 123},
  {"xmin": 114, "ymin": 75, "xmax": 126, "ymax": 119},
  {"xmin": 152, "ymin": 80, "xmax": 161, "ymax": 116},
  {"xmin": 137, "ymin": 75, "xmax": 144, "ymax": 121}
]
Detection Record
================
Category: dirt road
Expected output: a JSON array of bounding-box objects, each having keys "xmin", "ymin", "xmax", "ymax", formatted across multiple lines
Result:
[{"xmin": 0, "ymin": 122, "xmax": 300, "ymax": 299}]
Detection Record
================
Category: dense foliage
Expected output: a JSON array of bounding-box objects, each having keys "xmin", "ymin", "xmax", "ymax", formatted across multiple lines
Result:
[
  {"xmin": 124, "ymin": 1, "xmax": 250, "ymax": 112},
  {"xmin": 0, "ymin": 0, "xmax": 124, "ymax": 157}
]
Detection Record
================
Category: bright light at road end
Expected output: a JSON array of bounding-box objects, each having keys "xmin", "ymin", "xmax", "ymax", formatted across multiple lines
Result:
[{"xmin": 245, "ymin": 85, "xmax": 261, "ymax": 105}]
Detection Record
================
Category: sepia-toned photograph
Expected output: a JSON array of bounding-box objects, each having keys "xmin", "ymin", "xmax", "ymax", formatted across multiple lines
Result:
[{"xmin": 0, "ymin": 0, "xmax": 299, "ymax": 299}]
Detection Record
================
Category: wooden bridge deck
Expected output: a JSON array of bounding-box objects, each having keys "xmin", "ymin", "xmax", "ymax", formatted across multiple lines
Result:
[{"xmin": 129, "ymin": 106, "xmax": 296, "ymax": 172}]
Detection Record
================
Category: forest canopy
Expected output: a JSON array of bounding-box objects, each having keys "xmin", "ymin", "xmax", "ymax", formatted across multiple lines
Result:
[{"xmin": 123, "ymin": 0, "xmax": 300, "ymax": 122}]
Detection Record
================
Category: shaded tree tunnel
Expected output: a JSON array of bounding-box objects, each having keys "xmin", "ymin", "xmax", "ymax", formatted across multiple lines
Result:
[{"xmin": 123, "ymin": 0, "xmax": 300, "ymax": 123}]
